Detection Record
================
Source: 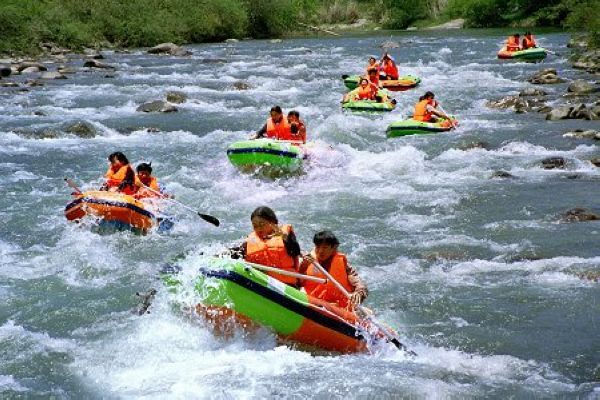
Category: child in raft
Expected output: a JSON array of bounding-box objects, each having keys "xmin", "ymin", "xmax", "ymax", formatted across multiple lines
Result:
[
  {"xmin": 102, "ymin": 152, "xmax": 136, "ymax": 194},
  {"xmin": 287, "ymin": 110, "xmax": 306, "ymax": 143},
  {"xmin": 133, "ymin": 162, "xmax": 171, "ymax": 199},
  {"xmin": 229, "ymin": 206, "xmax": 302, "ymax": 287},
  {"xmin": 299, "ymin": 230, "xmax": 368, "ymax": 309},
  {"xmin": 413, "ymin": 91, "xmax": 453, "ymax": 125}
]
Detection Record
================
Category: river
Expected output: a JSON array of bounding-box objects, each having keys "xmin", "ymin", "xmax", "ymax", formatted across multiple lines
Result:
[{"xmin": 0, "ymin": 30, "xmax": 598, "ymax": 398}]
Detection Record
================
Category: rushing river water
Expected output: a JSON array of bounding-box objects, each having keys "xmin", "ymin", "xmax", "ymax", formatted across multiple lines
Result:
[{"xmin": 1, "ymin": 30, "xmax": 599, "ymax": 399}]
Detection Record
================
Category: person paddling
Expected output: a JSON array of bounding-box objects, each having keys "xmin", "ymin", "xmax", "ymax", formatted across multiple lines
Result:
[
  {"xmin": 253, "ymin": 106, "xmax": 293, "ymax": 141},
  {"xmin": 102, "ymin": 152, "xmax": 136, "ymax": 195},
  {"xmin": 365, "ymin": 56, "xmax": 380, "ymax": 78},
  {"xmin": 299, "ymin": 230, "xmax": 368, "ymax": 309},
  {"xmin": 506, "ymin": 33, "xmax": 521, "ymax": 52},
  {"xmin": 287, "ymin": 110, "xmax": 306, "ymax": 143},
  {"xmin": 134, "ymin": 162, "xmax": 171, "ymax": 199},
  {"xmin": 522, "ymin": 32, "xmax": 537, "ymax": 49},
  {"xmin": 344, "ymin": 78, "xmax": 377, "ymax": 102},
  {"xmin": 413, "ymin": 91, "xmax": 452, "ymax": 123},
  {"xmin": 229, "ymin": 206, "xmax": 302, "ymax": 287},
  {"xmin": 380, "ymin": 53, "xmax": 399, "ymax": 80}
]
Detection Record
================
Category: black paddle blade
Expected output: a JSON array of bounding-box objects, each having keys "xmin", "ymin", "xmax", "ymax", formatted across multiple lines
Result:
[
  {"xmin": 198, "ymin": 213, "xmax": 220, "ymax": 227},
  {"xmin": 341, "ymin": 74, "xmax": 349, "ymax": 79}
]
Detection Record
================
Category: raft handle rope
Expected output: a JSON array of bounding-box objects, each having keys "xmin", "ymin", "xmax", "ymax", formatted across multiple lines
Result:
[
  {"xmin": 303, "ymin": 254, "xmax": 415, "ymax": 355},
  {"xmin": 242, "ymin": 261, "xmax": 327, "ymax": 284}
]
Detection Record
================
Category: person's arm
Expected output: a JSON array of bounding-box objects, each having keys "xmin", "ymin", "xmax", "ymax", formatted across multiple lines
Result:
[
  {"xmin": 227, "ymin": 241, "xmax": 247, "ymax": 259},
  {"xmin": 346, "ymin": 262, "xmax": 368, "ymax": 305},
  {"xmin": 117, "ymin": 166, "xmax": 135, "ymax": 191},
  {"xmin": 254, "ymin": 123, "xmax": 267, "ymax": 139}
]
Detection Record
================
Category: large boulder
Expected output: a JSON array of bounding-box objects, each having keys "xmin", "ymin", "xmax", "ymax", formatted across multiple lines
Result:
[
  {"xmin": 546, "ymin": 106, "xmax": 573, "ymax": 120},
  {"xmin": 83, "ymin": 48, "xmax": 104, "ymax": 59},
  {"xmin": 147, "ymin": 43, "xmax": 191, "ymax": 56},
  {"xmin": 560, "ymin": 207, "xmax": 600, "ymax": 222},
  {"xmin": 568, "ymin": 103, "xmax": 598, "ymax": 120},
  {"xmin": 0, "ymin": 82, "xmax": 20, "ymax": 87},
  {"xmin": 487, "ymin": 95, "xmax": 545, "ymax": 113},
  {"xmin": 64, "ymin": 121, "xmax": 96, "ymax": 138},
  {"xmin": 567, "ymin": 80, "xmax": 598, "ymax": 95},
  {"xmin": 17, "ymin": 62, "xmax": 47, "ymax": 73},
  {"xmin": 563, "ymin": 129, "xmax": 600, "ymax": 139},
  {"xmin": 166, "ymin": 91, "xmax": 187, "ymax": 104},
  {"xmin": 528, "ymin": 68, "xmax": 565, "ymax": 84},
  {"xmin": 541, "ymin": 157, "xmax": 566, "ymax": 169},
  {"xmin": 83, "ymin": 59, "xmax": 115, "ymax": 69},
  {"xmin": 571, "ymin": 50, "xmax": 600, "ymax": 73},
  {"xmin": 0, "ymin": 65, "xmax": 11, "ymax": 77},
  {"xmin": 40, "ymin": 71, "xmax": 67, "ymax": 80},
  {"xmin": 136, "ymin": 100, "xmax": 178, "ymax": 113},
  {"xmin": 519, "ymin": 88, "xmax": 547, "ymax": 97}
]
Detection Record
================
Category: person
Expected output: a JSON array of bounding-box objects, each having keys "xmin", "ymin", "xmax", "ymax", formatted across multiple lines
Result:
[
  {"xmin": 380, "ymin": 53, "xmax": 399, "ymax": 80},
  {"xmin": 253, "ymin": 106, "xmax": 293, "ymax": 141},
  {"xmin": 299, "ymin": 230, "xmax": 368, "ymax": 309},
  {"xmin": 506, "ymin": 33, "xmax": 521, "ymax": 52},
  {"xmin": 134, "ymin": 162, "xmax": 171, "ymax": 199},
  {"xmin": 522, "ymin": 32, "xmax": 537, "ymax": 49},
  {"xmin": 365, "ymin": 56, "xmax": 380, "ymax": 77},
  {"xmin": 287, "ymin": 110, "xmax": 306, "ymax": 143},
  {"xmin": 413, "ymin": 91, "xmax": 452, "ymax": 123},
  {"xmin": 367, "ymin": 68, "xmax": 380, "ymax": 87},
  {"xmin": 229, "ymin": 206, "xmax": 301, "ymax": 287},
  {"xmin": 102, "ymin": 152, "xmax": 136, "ymax": 195},
  {"xmin": 344, "ymin": 78, "xmax": 377, "ymax": 102}
]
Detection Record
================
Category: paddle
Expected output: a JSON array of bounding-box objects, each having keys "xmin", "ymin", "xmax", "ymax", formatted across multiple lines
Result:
[
  {"xmin": 64, "ymin": 177, "xmax": 82, "ymax": 194},
  {"xmin": 437, "ymin": 104, "xmax": 456, "ymax": 129},
  {"xmin": 243, "ymin": 260, "xmax": 327, "ymax": 284},
  {"xmin": 303, "ymin": 255, "xmax": 414, "ymax": 354},
  {"xmin": 138, "ymin": 184, "xmax": 220, "ymax": 227}
]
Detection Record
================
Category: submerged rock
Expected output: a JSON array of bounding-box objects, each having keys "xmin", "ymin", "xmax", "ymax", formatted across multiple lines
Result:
[
  {"xmin": 136, "ymin": 100, "xmax": 178, "ymax": 113},
  {"xmin": 590, "ymin": 157, "xmax": 600, "ymax": 167},
  {"xmin": 64, "ymin": 121, "xmax": 97, "ymax": 138},
  {"xmin": 528, "ymin": 68, "xmax": 565, "ymax": 84},
  {"xmin": 83, "ymin": 59, "xmax": 115, "ymax": 69},
  {"xmin": 17, "ymin": 62, "xmax": 48, "ymax": 73},
  {"xmin": 456, "ymin": 141, "xmax": 490, "ymax": 151},
  {"xmin": 563, "ymin": 129, "xmax": 600, "ymax": 139},
  {"xmin": 232, "ymin": 81, "xmax": 252, "ymax": 90},
  {"xmin": 490, "ymin": 170, "xmax": 515, "ymax": 179},
  {"xmin": 559, "ymin": 207, "xmax": 600, "ymax": 222},
  {"xmin": 0, "ymin": 66, "xmax": 11, "ymax": 77},
  {"xmin": 40, "ymin": 71, "xmax": 67, "ymax": 80},
  {"xmin": 541, "ymin": 157, "xmax": 566, "ymax": 169},
  {"xmin": 545, "ymin": 106, "xmax": 572, "ymax": 120},
  {"xmin": 148, "ymin": 43, "xmax": 191, "ymax": 56},
  {"xmin": 166, "ymin": 91, "xmax": 187, "ymax": 104},
  {"xmin": 567, "ymin": 80, "xmax": 598, "ymax": 95}
]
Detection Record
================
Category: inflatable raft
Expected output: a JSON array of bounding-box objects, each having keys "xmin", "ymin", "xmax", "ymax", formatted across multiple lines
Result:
[
  {"xmin": 343, "ymin": 74, "xmax": 421, "ymax": 91},
  {"xmin": 386, "ymin": 117, "xmax": 457, "ymax": 138},
  {"xmin": 160, "ymin": 258, "xmax": 395, "ymax": 353},
  {"xmin": 65, "ymin": 190, "xmax": 171, "ymax": 232},
  {"xmin": 497, "ymin": 47, "xmax": 547, "ymax": 61},
  {"xmin": 227, "ymin": 138, "xmax": 306, "ymax": 173},
  {"xmin": 342, "ymin": 99, "xmax": 396, "ymax": 112}
]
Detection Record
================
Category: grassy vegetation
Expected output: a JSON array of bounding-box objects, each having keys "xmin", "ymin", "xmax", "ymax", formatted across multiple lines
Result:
[{"xmin": 0, "ymin": 0, "xmax": 597, "ymax": 55}]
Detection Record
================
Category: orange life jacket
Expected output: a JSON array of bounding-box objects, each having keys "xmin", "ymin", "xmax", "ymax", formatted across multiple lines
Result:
[
  {"xmin": 134, "ymin": 175, "xmax": 160, "ymax": 199},
  {"xmin": 290, "ymin": 120, "xmax": 306, "ymax": 143},
  {"xmin": 303, "ymin": 251, "xmax": 354, "ymax": 309},
  {"xmin": 105, "ymin": 164, "xmax": 136, "ymax": 195},
  {"xmin": 355, "ymin": 85, "xmax": 375, "ymax": 100},
  {"xmin": 382, "ymin": 61, "xmax": 399, "ymax": 80},
  {"xmin": 245, "ymin": 224, "xmax": 298, "ymax": 286},
  {"xmin": 266, "ymin": 117, "xmax": 292, "ymax": 140},
  {"xmin": 522, "ymin": 36, "xmax": 536, "ymax": 49},
  {"xmin": 506, "ymin": 36, "xmax": 521, "ymax": 51},
  {"xmin": 413, "ymin": 99, "xmax": 434, "ymax": 122}
]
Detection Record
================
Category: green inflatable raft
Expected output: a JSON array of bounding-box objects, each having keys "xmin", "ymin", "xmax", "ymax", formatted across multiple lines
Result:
[
  {"xmin": 386, "ymin": 117, "xmax": 457, "ymax": 138},
  {"xmin": 342, "ymin": 89, "xmax": 396, "ymax": 112},
  {"xmin": 343, "ymin": 74, "xmax": 421, "ymax": 91},
  {"xmin": 227, "ymin": 138, "xmax": 306, "ymax": 173},
  {"xmin": 497, "ymin": 47, "xmax": 547, "ymax": 61},
  {"xmin": 159, "ymin": 258, "xmax": 396, "ymax": 353}
]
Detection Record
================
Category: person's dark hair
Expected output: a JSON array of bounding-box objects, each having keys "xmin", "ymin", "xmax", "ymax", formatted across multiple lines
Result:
[
  {"xmin": 108, "ymin": 152, "xmax": 129, "ymax": 164},
  {"xmin": 270, "ymin": 106, "xmax": 283, "ymax": 114},
  {"xmin": 288, "ymin": 110, "xmax": 300, "ymax": 118},
  {"xmin": 360, "ymin": 78, "xmax": 369, "ymax": 84},
  {"xmin": 368, "ymin": 56, "xmax": 376, "ymax": 62},
  {"xmin": 136, "ymin": 162, "xmax": 152, "ymax": 174},
  {"xmin": 313, "ymin": 230, "xmax": 340, "ymax": 246},
  {"xmin": 251, "ymin": 206, "xmax": 278, "ymax": 224},
  {"xmin": 514, "ymin": 33, "xmax": 520, "ymax": 36},
  {"xmin": 420, "ymin": 91, "xmax": 435, "ymax": 101}
]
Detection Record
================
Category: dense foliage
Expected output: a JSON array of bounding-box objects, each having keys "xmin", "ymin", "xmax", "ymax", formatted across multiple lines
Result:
[{"xmin": 0, "ymin": 0, "xmax": 597, "ymax": 54}]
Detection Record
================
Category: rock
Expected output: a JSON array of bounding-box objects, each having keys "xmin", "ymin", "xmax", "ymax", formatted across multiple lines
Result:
[
  {"xmin": 519, "ymin": 88, "xmax": 547, "ymax": 97},
  {"xmin": 40, "ymin": 71, "xmax": 67, "ymax": 80},
  {"xmin": 0, "ymin": 66, "xmax": 11, "ymax": 77},
  {"xmin": 84, "ymin": 48, "xmax": 104, "ymax": 59},
  {"xmin": 32, "ymin": 110, "xmax": 47, "ymax": 116},
  {"xmin": 537, "ymin": 106, "xmax": 553, "ymax": 113},
  {"xmin": 232, "ymin": 81, "xmax": 252, "ymax": 90},
  {"xmin": 567, "ymin": 80, "xmax": 598, "ymax": 95},
  {"xmin": 571, "ymin": 49, "xmax": 600, "ymax": 73},
  {"xmin": 406, "ymin": 26, "xmax": 418, "ymax": 31},
  {"xmin": 545, "ymin": 106, "xmax": 573, "ymax": 120},
  {"xmin": 576, "ymin": 271, "xmax": 600, "ymax": 282},
  {"xmin": 146, "ymin": 127, "xmax": 160, "ymax": 133},
  {"xmin": 198, "ymin": 58, "xmax": 227, "ymax": 64},
  {"xmin": 64, "ymin": 121, "xmax": 96, "ymax": 138},
  {"xmin": 567, "ymin": 36, "xmax": 589, "ymax": 49},
  {"xmin": 224, "ymin": 39, "xmax": 239, "ymax": 43},
  {"xmin": 528, "ymin": 68, "xmax": 565, "ymax": 84},
  {"xmin": 560, "ymin": 207, "xmax": 600, "ymax": 222},
  {"xmin": 567, "ymin": 103, "xmax": 598, "ymax": 120},
  {"xmin": 486, "ymin": 95, "xmax": 521, "ymax": 109},
  {"xmin": 425, "ymin": 18, "xmax": 465, "ymax": 30},
  {"xmin": 457, "ymin": 141, "xmax": 490, "ymax": 151},
  {"xmin": 490, "ymin": 170, "xmax": 515, "ymax": 179},
  {"xmin": 380, "ymin": 40, "xmax": 399, "ymax": 48},
  {"xmin": 17, "ymin": 62, "xmax": 47, "ymax": 73},
  {"xmin": 136, "ymin": 100, "xmax": 178, "ymax": 113},
  {"xmin": 13, "ymin": 127, "xmax": 61, "ymax": 139},
  {"xmin": 147, "ymin": 42, "xmax": 191, "ymax": 56},
  {"xmin": 103, "ymin": 74, "xmax": 115, "ymax": 78},
  {"xmin": 562, "ymin": 129, "xmax": 600, "ymax": 139},
  {"xmin": 0, "ymin": 82, "xmax": 19, "ymax": 87},
  {"xmin": 83, "ymin": 59, "xmax": 115, "ymax": 69},
  {"xmin": 166, "ymin": 91, "xmax": 187, "ymax": 104},
  {"xmin": 57, "ymin": 67, "xmax": 79, "ymax": 74},
  {"xmin": 487, "ymin": 95, "xmax": 545, "ymax": 113},
  {"xmin": 21, "ymin": 66, "xmax": 43, "ymax": 74},
  {"xmin": 541, "ymin": 157, "xmax": 566, "ymax": 169},
  {"xmin": 590, "ymin": 157, "xmax": 600, "ymax": 167},
  {"xmin": 25, "ymin": 79, "xmax": 44, "ymax": 87},
  {"xmin": 270, "ymin": 39, "xmax": 282, "ymax": 43}
]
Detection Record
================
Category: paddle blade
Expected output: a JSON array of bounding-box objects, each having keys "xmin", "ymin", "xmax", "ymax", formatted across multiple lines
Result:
[
  {"xmin": 341, "ymin": 74, "xmax": 349, "ymax": 79},
  {"xmin": 198, "ymin": 213, "xmax": 220, "ymax": 227}
]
